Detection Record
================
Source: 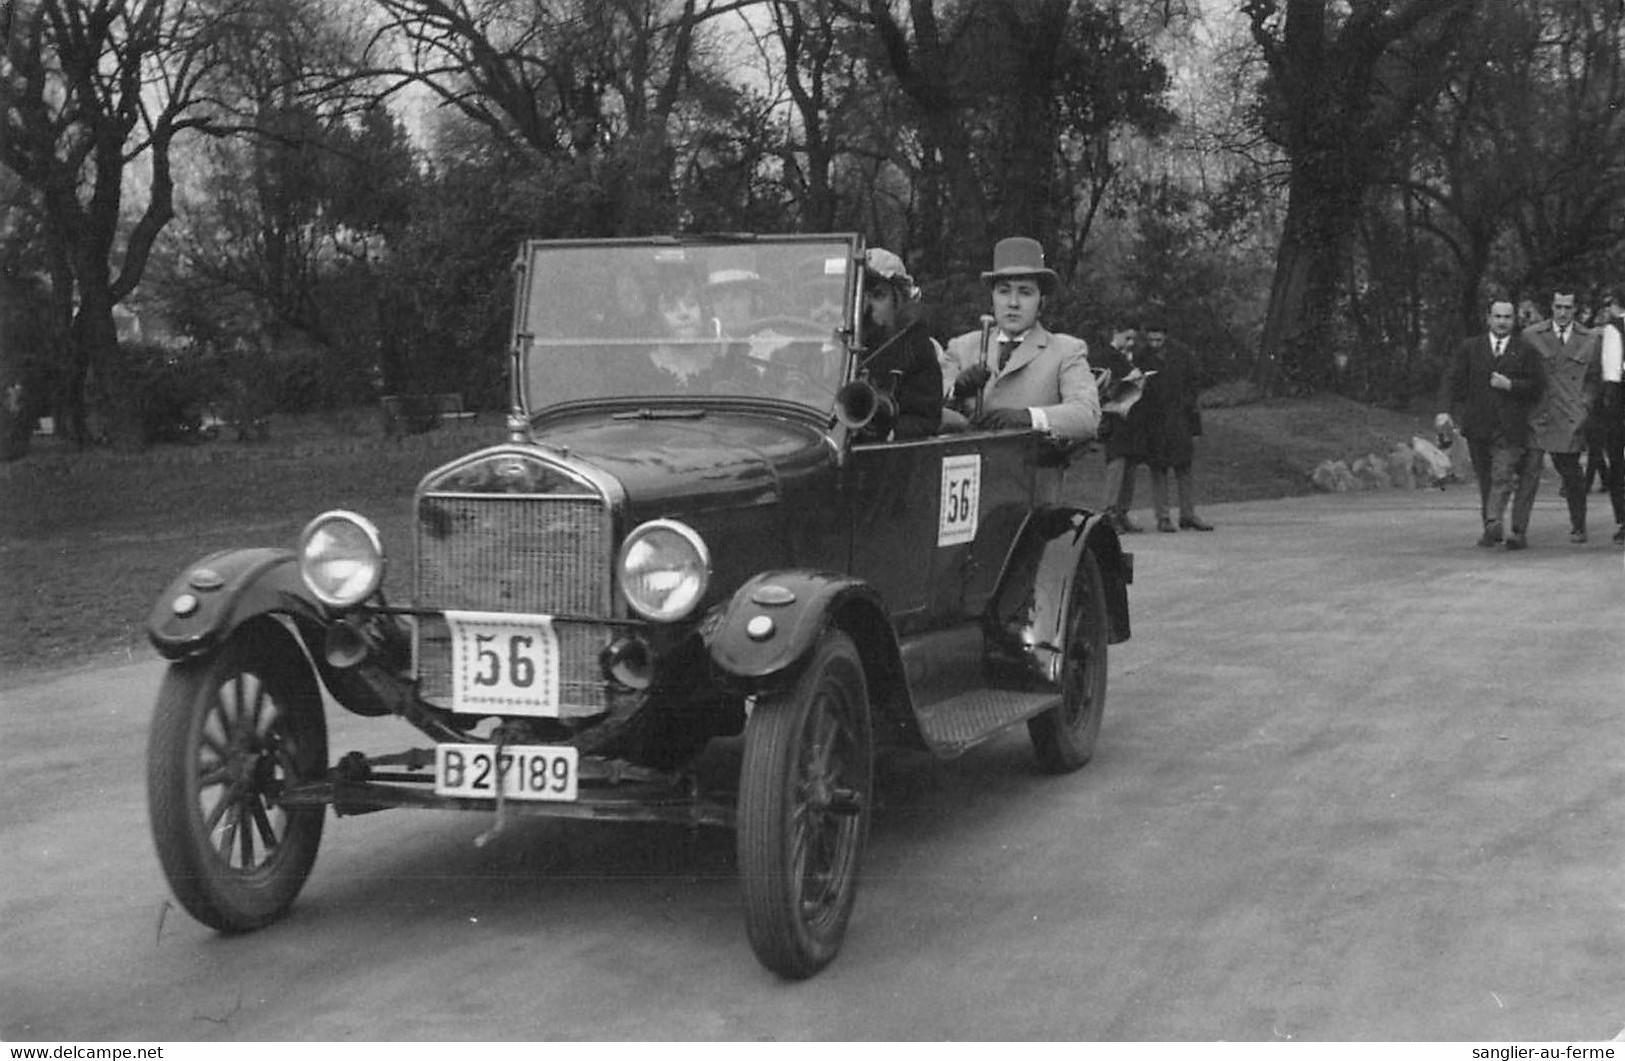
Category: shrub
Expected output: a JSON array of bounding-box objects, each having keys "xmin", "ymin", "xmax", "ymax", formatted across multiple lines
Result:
[{"xmin": 96, "ymin": 341, "xmax": 224, "ymax": 447}]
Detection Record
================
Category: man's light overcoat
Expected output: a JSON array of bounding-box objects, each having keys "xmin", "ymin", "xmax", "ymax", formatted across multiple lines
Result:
[{"xmin": 943, "ymin": 324, "xmax": 1099, "ymax": 441}]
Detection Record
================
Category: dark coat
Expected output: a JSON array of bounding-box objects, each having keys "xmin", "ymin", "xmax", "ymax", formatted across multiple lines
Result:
[
  {"xmin": 859, "ymin": 319, "xmax": 943, "ymax": 441},
  {"xmin": 1437, "ymin": 332, "xmax": 1546, "ymax": 445},
  {"xmin": 1095, "ymin": 344, "xmax": 1148, "ymax": 462},
  {"xmin": 1096, "ymin": 341, "xmax": 1199, "ymax": 465},
  {"xmin": 1137, "ymin": 338, "xmax": 1200, "ymax": 467}
]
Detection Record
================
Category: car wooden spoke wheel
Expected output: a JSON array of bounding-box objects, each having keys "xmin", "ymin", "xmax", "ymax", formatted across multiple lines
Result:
[
  {"xmin": 1028, "ymin": 550, "xmax": 1109, "ymax": 774},
  {"xmin": 147, "ymin": 628, "xmax": 328, "ymax": 932},
  {"xmin": 737, "ymin": 630, "xmax": 873, "ymax": 979}
]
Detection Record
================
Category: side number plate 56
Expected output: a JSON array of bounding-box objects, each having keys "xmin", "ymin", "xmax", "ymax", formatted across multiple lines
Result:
[{"xmin": 434, "ymin": 743, "xmax": 579, "ymax": 802}]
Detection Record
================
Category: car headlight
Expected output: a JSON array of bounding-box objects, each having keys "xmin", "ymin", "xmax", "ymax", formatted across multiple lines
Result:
[
  {"xmin": 299, "ymin": 511, "xmax": 385, "ymax": 608},
  {"xmin": 618, "ymin": 519, "xmax": 710, "ymax": 622}
]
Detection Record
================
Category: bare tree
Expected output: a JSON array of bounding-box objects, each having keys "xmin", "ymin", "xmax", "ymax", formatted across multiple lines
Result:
[
  {"xmin": 0, "ymin": 0, "xmax": 236, "ymax": 445},
  {"xmin": 365, "ymin": 0, "xmax": 758, "ymax": 235},
  {"xmin": 855, "ymin": 0, "xmax": 991, "ymax": 273},
  {"xmin": 760, "ymin": 0, "xmax": 847, "ymax": 229},
  {"xmin": 1338, "ymin": 0, "xmax": 1625, "ymax": 401},
  {"xmin": 1496, "ymin": 0, "xmax": 1625, "ymax": 297},
  {"xmin": 1242, "ymin": 0, "xmax": 1476, "ymax": 393},
  {"xmin": 842, "ymin": 0, "xmax": 1173, "ymax": 278}
]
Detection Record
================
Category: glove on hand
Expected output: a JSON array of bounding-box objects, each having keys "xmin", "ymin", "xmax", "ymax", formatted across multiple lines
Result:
[
  {"xmin": 952, "ymin": 363, "xmax": 992, "ymax": 398},
  {"xmin": 972, "ymin": 406, "xmax": 1032, "ymax": 431}
]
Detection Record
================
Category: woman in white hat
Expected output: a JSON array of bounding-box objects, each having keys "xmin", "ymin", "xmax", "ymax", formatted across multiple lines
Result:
[{"xmin": 853, "ymin": 247, "xmax": 943, "ymax": 441}]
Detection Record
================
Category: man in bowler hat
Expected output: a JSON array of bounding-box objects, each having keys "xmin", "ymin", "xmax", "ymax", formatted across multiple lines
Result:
[{"xmin": 943, "ymin": 237, "xmax": 1099, "ymax": 441}]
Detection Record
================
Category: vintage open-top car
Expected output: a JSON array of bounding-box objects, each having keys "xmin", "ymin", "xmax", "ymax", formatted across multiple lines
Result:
[{"xmin": 145, "ymin": 233, "xmax": 1132, "ymax": 979}]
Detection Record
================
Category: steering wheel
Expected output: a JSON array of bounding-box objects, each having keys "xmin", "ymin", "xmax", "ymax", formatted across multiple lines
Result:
[
  {"xmin": 728, "ymin": 317, "xmax": 842, "ymax": 398},
  {"xmin": 742, "ymin": 316, "xmax": 832, "ymax": 341}
]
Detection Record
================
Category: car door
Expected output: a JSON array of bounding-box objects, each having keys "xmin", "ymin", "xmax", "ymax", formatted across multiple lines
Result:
[{"xmin": 846, "ymin": 430, "xmax": 1037, "ymax": 635}]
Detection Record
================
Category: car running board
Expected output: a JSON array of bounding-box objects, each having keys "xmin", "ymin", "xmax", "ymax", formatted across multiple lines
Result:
[{"xmin": 913, "ymin": 688, "xmax": 1060, "ymax": 759}]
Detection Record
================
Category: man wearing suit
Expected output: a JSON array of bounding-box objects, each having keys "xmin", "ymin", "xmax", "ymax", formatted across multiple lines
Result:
[
  {"xmin": 1436, "ymin": 299, "xmax": 1547, "ymax": 549},
  {"xmin": 943, "ymin": 237, "xmax": 1099, "ymax": 441},
  {"xmin": 1515, "ymin": 289, "xmax": 1602, "ymax": 542}
]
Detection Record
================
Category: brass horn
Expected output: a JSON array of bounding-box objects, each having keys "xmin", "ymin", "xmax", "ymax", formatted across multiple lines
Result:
[{"xmin": 835, "ymin": 379, "xmax": 897, "ymax": 430}]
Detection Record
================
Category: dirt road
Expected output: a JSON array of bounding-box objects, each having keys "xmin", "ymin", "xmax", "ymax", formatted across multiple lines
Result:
[{"xmin": 2, "ymin": 488, "xmax": 1621, "ymax": 1040}]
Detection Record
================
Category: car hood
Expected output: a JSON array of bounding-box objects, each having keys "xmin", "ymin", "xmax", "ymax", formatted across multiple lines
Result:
[
  {"xmin": 424, "ymin": 409, "xmax": 835, "ymax": 517},
  {"xmin": 552, "ymin": 410, "xmax": 833, "ymax": 512}
]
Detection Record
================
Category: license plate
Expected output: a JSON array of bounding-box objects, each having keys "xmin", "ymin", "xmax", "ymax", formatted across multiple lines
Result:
[
  {"xmin": 434, "ymin": 743, "xmax": 579, "ymax": 802},
  {"xmin": 444, "ymin": 610, "xmax": 561, "ymax": 717}
]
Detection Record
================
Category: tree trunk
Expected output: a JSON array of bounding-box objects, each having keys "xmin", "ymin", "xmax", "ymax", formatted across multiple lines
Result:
[
  {"xmin": 73, "ymin": 293, "xmax": 134, "ymax": 451},
  {"xmin": 1253, "ymin": 165, "xmax": 1351, "ymax": 394},
  {"xmin": 991, "ymin": 0, "xmax": 1068, "ymax": 243}
]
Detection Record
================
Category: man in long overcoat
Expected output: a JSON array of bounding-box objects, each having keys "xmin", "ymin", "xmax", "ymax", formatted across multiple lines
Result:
[
  {"xmin": 1518, "ymin": 289, "xmax": 1601, "ymax": 543},
  {"xmin": 1436, "ymin": 299, "xmax": 1547, "ymax": 549},
  {"xmin": 1140, "ymin": 323, "xmax": 1213, "ymax": 532}
]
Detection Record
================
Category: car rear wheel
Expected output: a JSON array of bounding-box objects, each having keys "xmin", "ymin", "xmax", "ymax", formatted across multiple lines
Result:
[
  {"xmin": 1028, "ymin": 549, "xmax": 1109, "ymax": 773},
  {"xmin": 147, "ymin": 625, "xmax": 328, "ymax": 932},
  {"xmin": 737, "ymin": 630, "xmax": 873, "ymax": 979}
]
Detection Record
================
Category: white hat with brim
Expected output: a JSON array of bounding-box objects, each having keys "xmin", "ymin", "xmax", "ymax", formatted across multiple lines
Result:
[
  {"xmin": 980, "ymin": 237, "xmax": 1059, "ymax": 293},
  {"xmin": 864, "ymin": 247, "xmax": 920, "ymax": 300}
]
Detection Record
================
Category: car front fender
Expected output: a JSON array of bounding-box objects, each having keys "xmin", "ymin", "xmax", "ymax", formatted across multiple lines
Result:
[
  {"xmin": 704, "ymin": 570, "xmax": 894, "ymax": 682},
  {"xmin": 147, "ymin": 548, "xmax": 329, "ymax": 663}
]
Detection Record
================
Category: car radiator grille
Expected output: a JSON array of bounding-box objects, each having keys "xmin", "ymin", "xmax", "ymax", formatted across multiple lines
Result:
[{"xmin": 414, "ymin": 494, "xmax": 612, "ymax": 717}]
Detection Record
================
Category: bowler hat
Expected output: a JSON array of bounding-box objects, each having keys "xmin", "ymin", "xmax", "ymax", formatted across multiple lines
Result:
[{"xmin": 980, "ymin": 237, "xmax": 1059, "ymax": 293}]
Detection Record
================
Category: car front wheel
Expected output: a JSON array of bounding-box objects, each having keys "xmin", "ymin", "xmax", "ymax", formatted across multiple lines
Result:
[
  {"xmin": 737, "ymin": 629, "xmax": 873, "ymax": 979},
  {"xmin": 1028, "ymin": 549, "xmax": 1109, "ymax": 773},
  {"xmin": 147, "ymin": 624, "xmax": 328, "ymax": 932}
]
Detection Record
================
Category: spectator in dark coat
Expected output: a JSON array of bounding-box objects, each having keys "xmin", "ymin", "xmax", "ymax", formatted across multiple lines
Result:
[
  {"xmin": 852, "ymin": 247, "xmax": 942, "ymax": 442},
  {"xmin": 1436, "ymin": 299, "xmax": 1548, "ymax": 549},
  {"xmin": 1141, "ymin": 322, "xmax": 1213, "ymax": 532},
  {"xmin": 1096, "ymin": 326, "xmax": 1148, "ymax": 532}
]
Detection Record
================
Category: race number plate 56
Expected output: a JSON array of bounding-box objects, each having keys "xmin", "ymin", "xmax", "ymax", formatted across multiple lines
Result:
[
  {"xmin": 938, "ymin": 454, "xmax": 982, "ymax": 546},
  {"xmin": 444, "ymin": 610, "xmax": 561, "ymax": 717},
  {"xmin": 434, "ymin": 743, "xmax": 579, "ymax": 802}
]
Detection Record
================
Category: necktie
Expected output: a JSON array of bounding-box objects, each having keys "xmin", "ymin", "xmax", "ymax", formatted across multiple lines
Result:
[
  {"xmin": 998, "ymin": 339, "xmax": 1019, "ymax": 372},
  {"xmin": 1494, "ymin": 338, "xmax": 1505, "ymax": 358},
  {"xmin": 1558, "ymin": 328, "xmax": 1568, "ymax": 345}
]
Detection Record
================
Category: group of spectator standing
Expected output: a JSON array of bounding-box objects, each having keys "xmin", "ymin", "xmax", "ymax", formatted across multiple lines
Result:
[
  {"xmin": 1091, "ymin": 320, "xmax": 1213, "ymax": 534},
  {"xmin": 862, "ymin": 235, "xmax": 1213, "ymax": 534},
  {"xmin": 1435, "ymin": 288, "xmax": 1625, "ymax": 549}
]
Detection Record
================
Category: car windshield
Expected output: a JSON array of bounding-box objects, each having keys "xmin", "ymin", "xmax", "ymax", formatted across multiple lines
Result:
[{"xmin": 514, "ymin": 236, "xmax": 859, "ymax": 415}]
